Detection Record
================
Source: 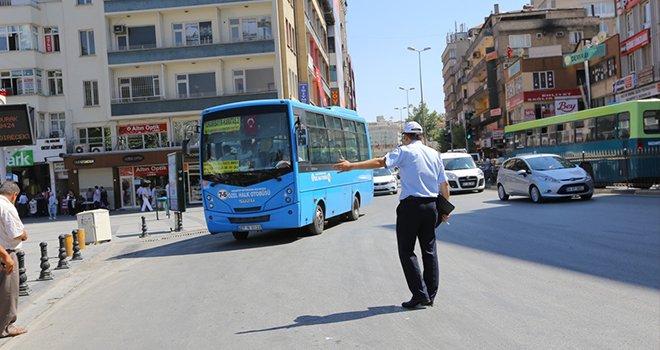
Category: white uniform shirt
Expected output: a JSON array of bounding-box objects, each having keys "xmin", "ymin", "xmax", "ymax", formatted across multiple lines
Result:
[
  {"xmin": 0, "ymin": 195, "xmax": 25, "ymax": 250},
  {"xmin": 384, "ymin": 140, "xmax": 448, "ymax": 200}
]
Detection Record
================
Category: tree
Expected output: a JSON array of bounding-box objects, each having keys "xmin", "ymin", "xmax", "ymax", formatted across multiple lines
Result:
[
  {"xmin": 408, "ymin": 103, "xmax": 443, "ymax": 145},
  {"xmin": 439, "ymin": 122, "xmax": 467, "ymax": 152}
]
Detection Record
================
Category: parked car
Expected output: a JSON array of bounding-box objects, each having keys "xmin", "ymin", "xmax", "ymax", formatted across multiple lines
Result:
[
  {"xmin": 441, "ymin": 152, "xmax": 485, "ymax": 193},
  {"xmin": 496, "ymin": 153, "xmax": 594, "ymax": 203},
  {"xmin": 373, "ymin": 168, "xmax": 398, "ymax": 195}
]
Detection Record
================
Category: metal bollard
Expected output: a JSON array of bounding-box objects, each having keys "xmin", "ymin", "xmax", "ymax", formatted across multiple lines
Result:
[
  {"xmin": 174, "ymin": 212, "xmax": 183, "ymax": 232},
  {"xmin": 140, "ymin": 216, "xmax": 149, "ymax": 238},
  {"xmin": 17, "ymin": 250, "xmax": 31, "ymax": 296},
  {"xmin": 38, "ymin": 242, "xmax": 53, "ymax": 281},
  {"xmin": 71, "ymin": 229, "xmax": 83, "ymax": 261},
  {"xmin": 55, "ymin": 234, "xmax": 70, "ymax": 270}
]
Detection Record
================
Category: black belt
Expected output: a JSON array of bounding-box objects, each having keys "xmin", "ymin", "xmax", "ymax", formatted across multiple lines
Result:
[
  {"xmin": 5, "ymin": 249, "xmax": 16, "ymax": 253},
  {"xmin": 401, "ymin": 196, "xmax": 435, "ymax": 204}
]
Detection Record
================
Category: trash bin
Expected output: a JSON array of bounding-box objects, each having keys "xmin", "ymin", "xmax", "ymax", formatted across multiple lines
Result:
[{"xmin": 76, "ymin": 209, "xmax": 112, "ymax": 244}]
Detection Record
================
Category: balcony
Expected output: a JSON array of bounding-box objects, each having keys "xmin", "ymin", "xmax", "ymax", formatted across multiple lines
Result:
[
  {"xmin": 0, "ymin": 0, "xmax": 38, "ymax": 6},
  {"xmin": 110, "ymin": 91, "xmax": 278, "ymax": 117},
  {"xmin": 104, "ymin": 0, "xmax": 255, "ymax": 13},
  {"xmin": 108, "ymin": 40, "xmax": 275, "ymax": 66}
]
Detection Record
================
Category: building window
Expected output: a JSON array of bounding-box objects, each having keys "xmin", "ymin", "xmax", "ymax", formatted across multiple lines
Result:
[
  {"xmin": 78, "ymin": 127, "xmax": 111, "ymax": 150},
  {"xmin": 47, "ymin": 70, "xmax": 64, "ymax": 96},
  {"xmin": 117, "ymin": 76, "xmax": 160, "ymax": 102},
  {"xmin": 232, "ymin": 68, "xmax": 274, "ymax": 93},
  {"xmin": 44, "ymin": 27, "xmax": 60, "ymax": 53},
  {"xmin": 119, "ymin": 130, "xmax": 168, "ymax": 150},
  {"xmin": 229, "ymin": 17, "xmax": 272, "ymax": 42},
  {"xmin": 77, "ymin": 0, "xmax": 92, "ymax": 5},
  {"xmin": 83, "ymin": 80, "xmax": 99, "ymax": 106},
  {"xmin": 643, "ymin": 1, "xmax": 651, "ymax": 29},
  {"xmin": 123, "ymin": 26, "xmax": 157, "ymax": 50},
  {"xmin": 48, "ymin": 112, "xmax": 66, "ymax": 138},
  {"xmin": 508, "ymin": 34, "xmax": 531, "ymax": 48},
  {"xmin": 532, "ymin": 71, "xmax": 554, "ymax": 89},
  {"xmin": 172, "ymin": 119, "xmax": 199, "ymax": 146},
  {"xmin": 173, "ymin": 22, "xmax": 212, "ymax": 46},
  {"xmin": 626, "ymin": 11, "xmax": 634, "ymax": 37},
  {"xmin": 568, "ymin": 31, "xmax": 583, "ymax": 45},
  {"xmin": 0, "ymin": 25, "xmax": 38, "ymax": 52},
  {"xmin": 628, "ymin": 52, "xmax": 636, "ymax": 73},
  {"xmin": 0, "ymin": 69, "xmax": 42, "ymax": 96},
  {"xmin": 176, "ymin": 72, "xmax": 216, "ymax": 98},
  {"xmin": 79, "ymin": 30, "xmax": 95, "ymax": 56},
  {"xmin": 329, "ymin": 65, "xmax": 337, "ymax": 82}
]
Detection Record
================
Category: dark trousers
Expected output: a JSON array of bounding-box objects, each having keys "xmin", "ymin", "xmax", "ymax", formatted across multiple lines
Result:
[
  {"xmin": 0, "ymin": 251, "xmax": 19, "ymax": 337},
  {"xmin": 396, "ymin": 197, "xmax": 439, "ymax": 301}
]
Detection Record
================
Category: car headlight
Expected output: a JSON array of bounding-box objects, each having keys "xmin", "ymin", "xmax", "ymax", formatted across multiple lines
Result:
[
  {"xmin": 389, "ymin": 178, "xmax": 397, "ymax": 184},
  {"xmin": 541, "ymin": 176, "xmax": 560, "ymax": 183},
  {"xmin": 477, "ymin": 169, "xmax": 484, "ymax": 176},
  {"xmin": 447, "ymin": 172, "xmax": 457, "ymax": 180}
]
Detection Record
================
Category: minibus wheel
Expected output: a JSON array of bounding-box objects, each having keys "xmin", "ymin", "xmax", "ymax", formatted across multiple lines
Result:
[{"xmin": 308, "ymin": 204, "xmax": 325, "ymax": 235}]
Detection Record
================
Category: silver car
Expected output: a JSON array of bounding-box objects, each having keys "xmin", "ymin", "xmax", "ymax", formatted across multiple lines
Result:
[
  {"xmin": 373, "ymin": 168, "xmax": 398, "ymax": 195},
  {"xmin": 496, "ymin": 154, "xmax": 594, "ymax": 203}
]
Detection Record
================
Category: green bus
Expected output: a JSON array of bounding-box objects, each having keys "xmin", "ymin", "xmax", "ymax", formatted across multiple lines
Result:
[{"xmin": 504, "ymin": 99, "xmax": 660, "ymax": 188}]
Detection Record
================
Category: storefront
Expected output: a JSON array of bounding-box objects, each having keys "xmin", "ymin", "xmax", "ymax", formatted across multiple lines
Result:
[
  {"xmin": 3, "ymin": 138, "xmax": 66, "ymax": 197},
  {"xmin": 64, "ymin": 149, "xmax": 200, "ymax": 210}
]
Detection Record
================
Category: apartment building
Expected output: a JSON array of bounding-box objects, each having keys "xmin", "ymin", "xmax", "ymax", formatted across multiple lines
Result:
[
  {"xmin": 448, "ymin": 5, "xmax": 600, "ymax": 157},
  {"xmin": 1, "ymin": 0, "xmax": 352, "ymax": 210},
  {"xmin": 367, "ymin": 116, "xmax": 402, "ymax": 157},
  {"xmin": 442, "ymin": 27, "xmax": 470, "ymax": 126},
  {"xmin": 0, "ymin": 0, "xmax": 110, "ymax": 199},
  {"xmin": 614, "ymin": 0, "xmax": 659, "ymax": 102}
]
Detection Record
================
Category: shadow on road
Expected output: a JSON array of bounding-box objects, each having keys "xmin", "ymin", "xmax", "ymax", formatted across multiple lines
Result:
[
  {"xmin": 110, "ymin": 216, "xmax": 351, "ymax": 260},
  {"xmin": 437, "ymin": 194, "xmax": 660, "ymax": 290},
  {"xmin": 235, "ymin": 305, "xmax": 407, "ymax": 334}
]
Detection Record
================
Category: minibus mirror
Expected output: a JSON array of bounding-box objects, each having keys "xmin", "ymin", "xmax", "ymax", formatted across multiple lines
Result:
[{"xmin": 297, "ymin": 128, "xmax": 308, "ymax": 146}]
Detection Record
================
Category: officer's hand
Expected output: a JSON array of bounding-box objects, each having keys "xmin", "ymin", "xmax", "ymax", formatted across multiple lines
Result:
[
  {"xmin": 441, "ymin": 214, "xmax": 450, "ymax": 222},
  {"xmin": 333, "ymin": 160, "xmax": 352, "ymax": 173}
]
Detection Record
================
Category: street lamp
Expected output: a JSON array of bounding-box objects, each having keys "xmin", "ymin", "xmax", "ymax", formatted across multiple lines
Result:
[
  {"xmin": 398, "ymin": 86, "xmax": 415, "ymax": 118},
  {"xmin": 407, "ymin": 46, "xmax": 431, "ymax": 109},
  {"xmin": 394, "ymin": 106, "xmax": 407, "ymax": 131}
]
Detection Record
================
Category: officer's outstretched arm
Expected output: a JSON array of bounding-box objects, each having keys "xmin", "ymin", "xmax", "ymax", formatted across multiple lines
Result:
[{"xmin": 333, "ymin": 158, "xmax": 385, "ymax": 172}]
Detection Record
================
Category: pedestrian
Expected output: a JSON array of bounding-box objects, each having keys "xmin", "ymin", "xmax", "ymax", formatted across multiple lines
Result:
[
  {"xmin": 333, "ymin": 121, "xmax": 450, "ymax": 309},
  {"xmin": 66, "ymin": 191, "xmax": 76, "ymax": 216},
  {"xmin": 0, "ymin": 181, "xmax": 29, "ymax": 338},
  {"xmin": 93, "ymin": 186, "xmax": 101, "ymax": 209},
  {"xmin": 60, "ymin": 194, "xmax": 68, "ymax": 216},
  {"xmin": 100, "ymin": 186, "xmax": 108, "ymax": 209},
  {"xmin": 138, "ymin": 184, "xmax": 152, "ymax": 212},
  {"xmin": 16, "ymin": 193, "xmax": 28, "ymax": 217},
  {"xmin": 48, "ymin": 192, "xmax": 58, "ymax": 220}
]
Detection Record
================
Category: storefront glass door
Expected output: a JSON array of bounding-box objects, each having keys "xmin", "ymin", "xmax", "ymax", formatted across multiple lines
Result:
[{"xmin": 120, "ymin": 176, "xmax": 136, "ymax": 208}]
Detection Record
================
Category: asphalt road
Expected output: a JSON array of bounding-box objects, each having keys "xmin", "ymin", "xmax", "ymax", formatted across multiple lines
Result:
[{"xmin": 2, "ymin": 191, "xmax": 659, "ymax": 349}]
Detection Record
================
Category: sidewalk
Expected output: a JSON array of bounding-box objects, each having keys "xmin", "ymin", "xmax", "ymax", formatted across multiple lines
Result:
[{"xmin": 3, "ymin": 206, "xmax": 209, "ymax": 343}]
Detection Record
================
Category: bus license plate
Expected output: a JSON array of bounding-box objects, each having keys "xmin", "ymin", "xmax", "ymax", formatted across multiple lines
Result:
[
  {"xmin": 566, "ymin": 186, "xmax": 583, "ymax": 192},
  {"xmin": 463, "ymin": 181, "xmax": 475, "ymax": 186},
  {"xmin": 239, "ymin": 225, "xmax": 262, "ymax": 231}
]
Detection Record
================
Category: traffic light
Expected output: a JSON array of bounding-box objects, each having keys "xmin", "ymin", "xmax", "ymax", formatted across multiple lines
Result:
[{"xmin": 466, "ymin": 127, "xmax": 474, "ymax": 140}]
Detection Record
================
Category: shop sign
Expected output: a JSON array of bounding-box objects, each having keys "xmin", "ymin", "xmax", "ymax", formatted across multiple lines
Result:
[
  {"xmin": 119, "ymin": 123, "xmax": 167, "ymax": 136},
  {"xmin": 490, "ymin": 108, "xmax": 502, "ymax": 117},
  {"xmin": 299, "ymin": 83, "xmax": 309, "ymax": 104},
  {"xmin": 612, "ymin": 73, "xmax": 638, "ymax": 93},
  {"xmin": 524, "ymin": 89, "xmax": 581, "ymax": 102},
  {"xmin": 615, "ymin": 83, "xmax": 660, "ymax": 102},
  {"xmin": 623, "ymin": 0, "xmax": 642, "ymax": 11},
  {"xmin": 0, "ymin": 104, "xmax": 33, "ymax": 147},
  {"xmin": 134, "ymin": 164, "xmax": 167, "ymax": 177},
  {"xmin": 73, "ymin": 158, "xmax": 95, "ymax": 166},
  {"xmin": 123, "ymin": 154, "xmax": 144, "ymax": 163},
  {"xmin": 486, "ymin": 51, "xmax": 497, "ymax": 61},
  {"xmin": 554, "ymin": 99, "xmax": 578, "ymax": 115},
  {"xmin": 6, "ymin": 150, "xmax": 33, "ymax": 167},
  {"xmin": 562, "ymin": 44, "xmax": 606, "ymax": 67},
  {"xmin": 330, "ymin": 88, "xmax": 340, "ymax": 106},
  {"xmin": 119, "ymin": 167, "xmax": 133, "ymax": 176},
  {"xmin": 524, "ymin": 109, "xmax": 536, "ymax": 119},
  {"xmin": 492, "ymin": 128, "xmax": 505, "ymax": 140},
  {"xmin": 506, "ymin": 92, "xmax": 524, "ymax": 110},
  {"xmin": 507, "ymin": 60, "xmax": 521, "ymax": 78},
  {"xmin": 638, "ymin": 68, "xmax": 654, "ymax": 86},
  {"xmin": 53, "ymin": 162, "xmax": 66, "ymax": 172},
  {"xmin": 620, "ymin": 29, "xmax": 649, "ymax": 56}
]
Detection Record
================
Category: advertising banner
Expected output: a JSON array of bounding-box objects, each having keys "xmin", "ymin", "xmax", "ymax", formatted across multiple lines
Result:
[
  {"xmin": 0, "ymin": 104, "xmax": 33, "ymax": 147},
  {"xmin": 167, "ymin": 152, "xmax": 186, "ymax": 212},
  {"xmin": 554, "ymin": 99, "xmax": 579, "ymax": 115}
]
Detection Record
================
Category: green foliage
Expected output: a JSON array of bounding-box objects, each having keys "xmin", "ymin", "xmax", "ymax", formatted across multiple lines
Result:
[{"xmin": 408, "ymin": 103, "xmax": 442, "ymax": 144}]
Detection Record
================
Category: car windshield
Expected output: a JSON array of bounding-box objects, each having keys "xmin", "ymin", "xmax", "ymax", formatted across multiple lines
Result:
[
  {"xmin": 443, "ymin": 157, "xmax": 476, "ymax": 170},
  {"xmin": 526, "ymin": 156, "xmax": 576, "ymax": 171},
  {"xmin": 373, "ymin": 168, "xmax": 392, "ymax": 177}
]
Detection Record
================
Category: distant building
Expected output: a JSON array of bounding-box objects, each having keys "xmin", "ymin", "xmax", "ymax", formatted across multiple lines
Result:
[{"xmin": 367, "ymin": 116, "xmax": 402, "ymax": 157}]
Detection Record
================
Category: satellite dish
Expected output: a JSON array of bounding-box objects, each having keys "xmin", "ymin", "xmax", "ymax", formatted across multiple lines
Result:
[{"xmin": 591, "ymin": 31, "xmax": 607, "ymax": 45}]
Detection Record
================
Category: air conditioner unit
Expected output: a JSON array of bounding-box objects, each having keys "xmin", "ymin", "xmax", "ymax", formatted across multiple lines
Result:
[
  {"xmin": 113, "ymin": 25, "xmax": 126, "ymax": 34},
  {"xmin": 556, "ymin": 31, "xmax": 565, "ymax": 38},
  {"xmin": 74, "ymin": 144, "xmax": 89, "ymax": 153},
  {"xmin": 90, "ymin": 146, "xmax": 104, "ymax": 152},
  {"xmin": 472, "ymin": 52, "xmax": 481, "ymax": 58}
]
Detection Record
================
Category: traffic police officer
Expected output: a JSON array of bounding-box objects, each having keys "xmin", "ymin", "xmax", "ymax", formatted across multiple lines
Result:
[{"xmin": 333, "ymin": 121, "xmax": 449, "ymax": 309}]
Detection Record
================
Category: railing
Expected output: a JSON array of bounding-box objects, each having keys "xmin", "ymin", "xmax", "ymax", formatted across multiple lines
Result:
[
  {"xmin": 561, "ymin": 146, "xmax": 660, "ymax": 189},
  {"xmin": 107, "ymin": 36, "xmax": 273, "ymax": 53},
  {"xmin": 112, "ymin": 95, "xmax": 163, "ymax": 104},
  {"xmin": 0, "ymin": 0, "xmax": 38, "ymax": 6}
]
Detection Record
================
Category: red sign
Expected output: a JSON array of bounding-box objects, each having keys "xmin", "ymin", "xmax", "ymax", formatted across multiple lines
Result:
[
  {"xmin": 486, "ymin": 51, "xmax": 497, "ymax": 61},
  {"xmin": 620, "ymin": 29, "xmax": 650, "ymax": 56},
  {"xmin": 490, "ymin": 108, "xmax": 502, "ymax": 117},
  {"xmin": 242, "ymin": 115, "xmax": 257, "ymax": 136},
  {"xmin": 506, "ymin": 93, "xmax": 524, "ymax": 110},
  {"xmin": 624, "ymin": 0, "xmax": 642, "ymax": 11},
  {"xmin": 45, "ymin": 35, "xmax": 53, "ymax": 53},
  {"xmin": 119, "ymin": 167, "xmax": 133, "ymax": 176},
  {"xmin": 119, "ymin": 123, "xmax": 167, "ymax": 136},
  {"xmin": 0, "ymin": 88, "xmax": 6, "ymax": 97},
  {"xmin": 134, "ymin": 164, "xmax": 168, "ymax": 177},
  {"xmin": 524, "ymin": 89, "xmax": 582, "ymax": 102}
]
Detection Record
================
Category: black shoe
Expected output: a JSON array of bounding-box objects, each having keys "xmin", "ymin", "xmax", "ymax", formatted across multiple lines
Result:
[{"xmin": 401, "ymin": 298, "xmax": 431, "ymax": 309}]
